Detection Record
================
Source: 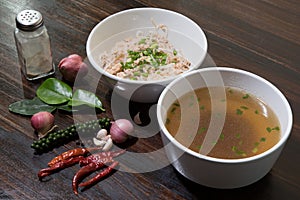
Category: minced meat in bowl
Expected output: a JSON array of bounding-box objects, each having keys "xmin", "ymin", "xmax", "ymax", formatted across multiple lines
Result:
[
  {"xmin": 100, "ymin": 22, "xmax": 191, "ymax": 81},
  {"xmin": 86, "ymin": 8, "xmax": 208, "ymax": 102}
]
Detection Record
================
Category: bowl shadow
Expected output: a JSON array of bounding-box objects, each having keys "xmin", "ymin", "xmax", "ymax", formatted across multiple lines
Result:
[{"xmin": 173, "ymin": 167, "xmax": 273, "ymax": 200}]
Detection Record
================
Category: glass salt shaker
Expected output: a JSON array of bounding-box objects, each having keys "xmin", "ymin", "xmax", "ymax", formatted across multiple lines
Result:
[{"xmin": 14, "ymin": 10, "xmax": 55, "ymax": 80}]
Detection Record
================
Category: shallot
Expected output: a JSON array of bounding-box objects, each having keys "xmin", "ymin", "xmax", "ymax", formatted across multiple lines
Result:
[
  {"xmin": 110, "ymin": 119, "xmax": 134, "ymax": 143},
  {"xmin": 31, "ymin": 111, "xmax": 56, "ymax": 138},
  {"xmin": 58, "ymin": 54, "xmax": 88, "ymax": 82}
]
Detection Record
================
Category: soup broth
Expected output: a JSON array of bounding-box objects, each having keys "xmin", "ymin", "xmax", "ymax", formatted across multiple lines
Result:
[{"xmin": 165, "ymin": 87, "xmax": 281, "ymax": 159}]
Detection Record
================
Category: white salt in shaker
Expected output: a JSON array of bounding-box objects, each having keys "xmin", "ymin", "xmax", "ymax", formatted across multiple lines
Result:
[{"xmin": 14, "ymin": 10, "xmax": 55, "ymax": 80}]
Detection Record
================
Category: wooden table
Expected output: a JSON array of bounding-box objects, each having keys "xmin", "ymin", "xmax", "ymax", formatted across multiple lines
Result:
[{"xmin": 1, "ymin": 0, "xmax": 299, "ymax": 199}]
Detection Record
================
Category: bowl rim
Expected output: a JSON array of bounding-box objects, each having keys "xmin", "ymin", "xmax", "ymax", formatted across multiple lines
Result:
[
  {"xmin": 157, "ymin": 67, "xmax": 293, "ymax": 164},
  {"xmin": 86, "ymin": 7, "xmax": 208, "ymax": 85}
]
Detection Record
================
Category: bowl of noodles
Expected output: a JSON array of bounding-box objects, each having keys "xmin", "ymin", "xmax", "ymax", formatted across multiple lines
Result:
[{"xmin": 86, "ymin": 7, "xmax": 207, "ymax": 102}]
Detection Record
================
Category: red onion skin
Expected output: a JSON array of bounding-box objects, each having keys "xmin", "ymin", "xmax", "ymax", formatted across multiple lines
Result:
[
  {"xmin": 58, "ymin": 54, "xmax": 88, "ymax": 82},
  {"xmin": 31, "ymin": 111, "xmax": 54, "ymax": 135},
  {"xmin": 110, "ymin": 119, "xmax": 134, "ymax": 143}
]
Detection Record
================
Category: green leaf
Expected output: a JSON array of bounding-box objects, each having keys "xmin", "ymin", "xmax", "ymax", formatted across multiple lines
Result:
[
  {"xmin": 57, "ymin": 104, "xmax": 77, "ymax": 112},
  {"xmin": 8, "ymin": 97, "xmax": 56, "ymax": 116},
  {"xmin": 68, "ymin": 89, "xmax": 105, "ymax": 111},
  {"xmin": 36, "ymin": 78, "xmax": 72, "ymax": 105}
]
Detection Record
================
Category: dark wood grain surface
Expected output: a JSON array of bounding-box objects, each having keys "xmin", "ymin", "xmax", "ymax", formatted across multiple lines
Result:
[{"xmin": 1, "ymin": 0, "xmax": 299, "ymax": 199}]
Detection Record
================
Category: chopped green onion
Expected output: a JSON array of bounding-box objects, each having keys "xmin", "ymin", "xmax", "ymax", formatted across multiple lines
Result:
[
  {"xmin": 240, "ymin": 106, "xmax": 248, "ymax": 110},
  {"xmin": 242, "ymin": 94, "xmax": 250, "ymax": 99},
  {"xmin": 266, "ymin": 126, "xmax": 280, "ymax": 133},
  {"xmin": 133, "ymin": 72, "xmax": 140, "ymax": 76},
  {"xmin": 252, "ymin": 147, "xmax": 258, "ymax": 153},
  {"xmin": 150, "ymin": 54, "xmax": 158, "ymax": 67},
  {"xmin": 173, "ymin": 49, "xmax": 177, "ymax": 56},
  {"xmin": 150, "ymin": 42, "xmax": 158, "ymax": 49},
  {"xmin": 236, "ymin": 109, "xmax": 243, "ymax": 115},
  {"xmin": 171, "ymin": 107, "xmax": 177, "ymax": 113},
  {"xmin": 173, "ymin": 103, "xmax": 180, "ymax": 107},
  {"xmin": 166, "ymin": 118, "xmax": 170, "ymax": 124},
  {"xmin": 138, "ymin": 38, "xmax": 146, "ymax": 44},
  {"xmin": 142, "ymin": 73, "xmax": 148, "ymax": 77},
  {"xmin": 260, "ymin": 137, "xmax": 266, "ymax": 142},
  {"xmin": 232, "ymin": 146, "xmax": 247, "ymax": 157},
  {"xmin": 143, "ymin": 50, "xmax": 149, "ymax": 56}
]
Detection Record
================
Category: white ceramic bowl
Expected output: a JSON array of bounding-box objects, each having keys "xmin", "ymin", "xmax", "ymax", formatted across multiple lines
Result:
[
  {"xmin": 86, "ymin": 8, "xmax": 207, "ymax": 102},
  {"xmin": 157, "ymin": 67, "xmax": 293, "ymax": 188}
]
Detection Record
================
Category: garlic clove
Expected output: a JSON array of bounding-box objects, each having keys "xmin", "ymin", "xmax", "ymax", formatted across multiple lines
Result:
[
  {"xmin": 96, "ymin": 129, "xmax": 108, "ymax": 139},
  {"xmin": 102, "ymin": 138, "xmax": 113, "ymax": 151},
  {"xmin": 101, "ymin": 135, "xmax": 111, "ymax": 141},
  {"xmin": 133, "ymin": 112, "xmax": 142, "ymax": 125},
  {"xmin": 93, "ymin": 138, "xmax": 106, "ymax": 147}
]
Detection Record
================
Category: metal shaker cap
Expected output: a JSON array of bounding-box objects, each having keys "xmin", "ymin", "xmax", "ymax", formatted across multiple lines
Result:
[{"xmin": 16, "ymin": 10, "xmax": 44, "ymax": 31}]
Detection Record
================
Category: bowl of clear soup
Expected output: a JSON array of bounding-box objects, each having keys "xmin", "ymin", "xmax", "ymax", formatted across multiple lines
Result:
[{"xmin": 157, "ymin": 67, "xmax": 293, "ymax": 188}]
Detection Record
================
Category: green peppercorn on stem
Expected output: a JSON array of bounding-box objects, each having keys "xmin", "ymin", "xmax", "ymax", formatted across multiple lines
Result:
[{"xmin": 31, "ymin": 117, "xmax": 111, "ymax": 154}]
